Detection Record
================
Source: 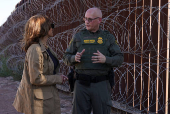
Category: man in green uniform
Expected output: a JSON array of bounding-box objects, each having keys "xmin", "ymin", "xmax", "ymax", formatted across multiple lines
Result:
[{"xmin": 63, "ymin": 7, "xmax": 124, "ymax": 114}]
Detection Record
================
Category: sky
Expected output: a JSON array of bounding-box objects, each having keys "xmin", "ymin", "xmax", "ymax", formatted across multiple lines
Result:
[{"xmin": 0, "ymin": 0, "xmax": 21, "ymax": 26}]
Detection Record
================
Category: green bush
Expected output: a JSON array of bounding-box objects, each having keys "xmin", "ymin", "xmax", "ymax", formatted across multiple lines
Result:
[
  {"xmin": 0, "ymin": 56, "xmax": 23, "ymax": 81},
  {"xmin": 0, "ymin": 57, "xmax": 13, "ymax": 77},
  {"xmin": 12, "ymin": 62, "xmax": 23, "ymax": 81}
]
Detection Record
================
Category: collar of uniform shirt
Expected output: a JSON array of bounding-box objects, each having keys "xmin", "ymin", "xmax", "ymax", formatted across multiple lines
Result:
[{"xmin": 88, "ymin": 27, "xmax": 102, "ymax": 34}]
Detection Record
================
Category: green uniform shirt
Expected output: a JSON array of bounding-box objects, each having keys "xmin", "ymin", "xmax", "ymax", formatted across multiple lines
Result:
[{"xmin": 63, "ymin": 28, "xmax": 124, "ymax": 76}]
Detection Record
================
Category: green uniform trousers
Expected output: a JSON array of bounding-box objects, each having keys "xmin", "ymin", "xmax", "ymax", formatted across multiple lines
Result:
[{"xmin": 72, "ymin": 80, "xmax": 112, "ymax": 114}]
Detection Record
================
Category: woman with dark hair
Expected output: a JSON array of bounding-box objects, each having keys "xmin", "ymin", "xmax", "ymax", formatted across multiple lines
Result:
[{"xmin": 13, "ymin": 14, "xmax": 68, "ymax": 114}]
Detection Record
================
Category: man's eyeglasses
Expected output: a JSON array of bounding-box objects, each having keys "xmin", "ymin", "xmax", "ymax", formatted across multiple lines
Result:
[
  {"xmin": 83, "ymin": 17, "xmax": 99, "ymax": 22},
  {"xmin": 51, "ymin": 23, "xmax": 54, "ymax": 29}
]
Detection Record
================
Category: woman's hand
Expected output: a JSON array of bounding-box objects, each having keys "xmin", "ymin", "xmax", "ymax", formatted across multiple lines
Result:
[{"xmin": 61, "ymin": 75, "xmax": 68, "ymax": 84}]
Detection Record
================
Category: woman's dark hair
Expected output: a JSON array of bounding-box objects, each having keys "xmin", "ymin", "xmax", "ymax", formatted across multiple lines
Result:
[{"xmin": 22, "ymin": 14, "xmax": 52, "ymax": 52}]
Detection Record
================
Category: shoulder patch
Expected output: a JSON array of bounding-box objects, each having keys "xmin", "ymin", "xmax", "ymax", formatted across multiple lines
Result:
[
  {"xmin": 115, "ymin": 40, "xmax": 118, "ymax": 45},
  {"xmin": 69, "ymin": 38, "xmax": 73, "ymax": 45}
]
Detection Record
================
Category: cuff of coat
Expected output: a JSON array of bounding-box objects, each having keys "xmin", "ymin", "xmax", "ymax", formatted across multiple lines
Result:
[
  {"xmin": 105, "ymin": 56, "xmax": 112, "ymax": 64},
  {"xmin": 71, "ymin": 55, "xmax": 76, "ymax": 62},
  {"xmin": 55, "ymin": 74, "xmax": 63, "ymax": 84}
]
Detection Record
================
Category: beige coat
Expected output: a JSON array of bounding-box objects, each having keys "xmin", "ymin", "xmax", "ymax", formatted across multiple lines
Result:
[{"xmin": 13, "ymin": 41, "xmax": 63, "ymax": 114}]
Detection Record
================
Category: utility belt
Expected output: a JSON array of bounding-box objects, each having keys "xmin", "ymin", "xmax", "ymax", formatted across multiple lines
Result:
[{"xmin": 76, "ymin": 73, "xmax": 108, "ymax": 86}]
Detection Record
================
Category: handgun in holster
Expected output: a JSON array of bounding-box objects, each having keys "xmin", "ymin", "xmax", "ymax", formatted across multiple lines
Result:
[{"xmin": 67, "ymin": 68, "xmax": 76, "ymax": 92}]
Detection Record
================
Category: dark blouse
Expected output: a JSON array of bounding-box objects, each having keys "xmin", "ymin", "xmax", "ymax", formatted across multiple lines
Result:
[{"xmin": 46, "ymin": 48, "xmax": 59, "ymax": 74}]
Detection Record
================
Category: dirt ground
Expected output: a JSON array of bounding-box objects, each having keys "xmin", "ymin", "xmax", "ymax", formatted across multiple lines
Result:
[
  {"xmin": 0, "ymin": 76, "xmax": 119, "ymax": 114},
  {"xmin": 0, "ymin": 76, "xmax": 72, "ymax": 114}
]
